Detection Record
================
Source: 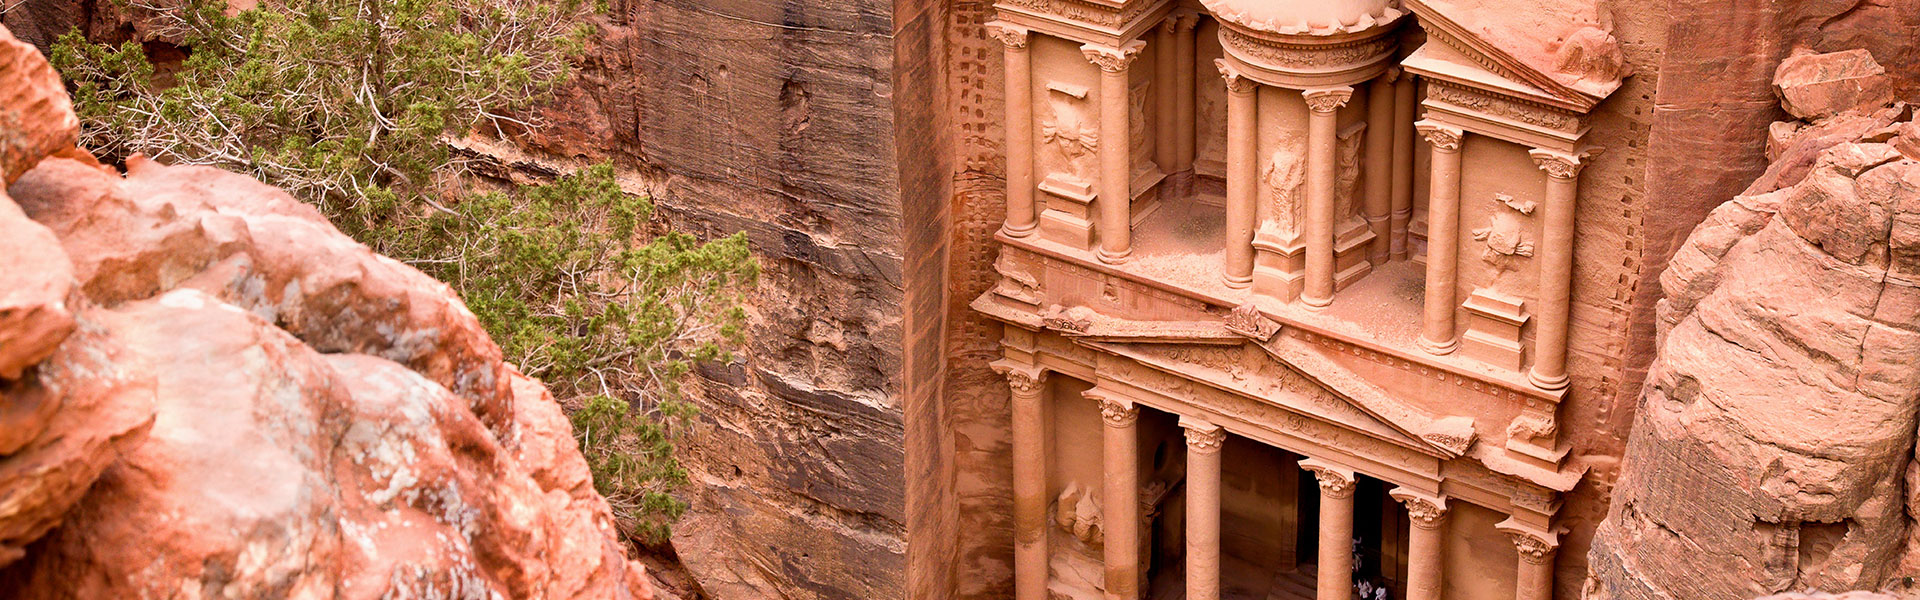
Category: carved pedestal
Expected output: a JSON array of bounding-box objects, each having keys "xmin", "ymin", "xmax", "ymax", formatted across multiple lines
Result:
[
  {"xmin": 1041, "ymin": 176, "xmax": 1099, "ymax": 249},
  {"xmin": 1461, "ymin": 288, "xmax": 1529, "ymax": 371}
]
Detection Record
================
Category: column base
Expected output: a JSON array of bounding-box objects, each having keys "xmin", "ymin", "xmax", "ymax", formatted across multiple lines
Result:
[
  {"xmin": 1222, "ymin": 272, "xmax": 1252, "ymax": 289},
  {"xmin": 1418, "ymin": 335, "xmax": 1459, "ymax": 356},
  {"xmin": 1301, "ymin": 293, "xmax": 1332, "ymax": 310},
  {"xmin": 1527, "ymin": 369, "xmax": 1569, "ymax": 391},
  {"xmin": 1098, "ymin": 247, "xmax": 1133, "ymax": 265},
  {"xmin": 1002, "ymin": 222, "xmax": 1038, "ymax": 238}
]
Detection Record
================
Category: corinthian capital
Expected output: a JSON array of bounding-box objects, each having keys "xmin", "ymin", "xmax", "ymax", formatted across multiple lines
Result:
[
  {"xmin": 1216, "ymin": 58, "xmax": 1256, "ymax": 94},
  {"xmin": 1302, "ymin": 86, "xmax": 1353, "ymax": 113},
  {"xmin": 1390, "ymin": 489, "xmax": 1450, "ymax": 530},
  {"xmin": 1415, "ymin": 119, "xmax": 1464, "ymax": 152},
  {"xmin": 1529, "ymin": 148, "xmax": 1593, "ymax": 180},
  {"xmin": 985, "ymin": 21, "xmax": 1029, "ymax": 50},
  {"xmin": 1171, "ymin": 9, "xmax": 1201, "ymax": 32},
  {"xmin": 1496, "ymin": 519, "xmax": 1564, "ymax": 565},
  {"xmin": 1082, "ymin": 40, "xmax": 1146, "ymax": 73},
  {"xmin": 1299, "ymin": 458, "xmax": 1355, "ymax": 499},
  {"xmin": 1180, "ymin": 417, "xmax": 1225, "ymax": 454},
  {"xmin": 1004, "ymin": 368, "xmax": 1047, "ymax": 394}
]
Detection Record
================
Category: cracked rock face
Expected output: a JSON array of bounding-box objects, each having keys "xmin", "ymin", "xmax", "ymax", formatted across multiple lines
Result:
[
  {"xmin": 0, "ymin": 24, "xmax": 652, "ymax": 599},
  {"xmin": 1586, "ymin": 56, "xmax": 1920, "ymax": 599}
]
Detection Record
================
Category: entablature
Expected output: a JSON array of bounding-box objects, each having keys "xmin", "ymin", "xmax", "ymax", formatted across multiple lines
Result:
[{"xmin": 994, "ymin": 0, "xmax": 1174, "ymax": 47}]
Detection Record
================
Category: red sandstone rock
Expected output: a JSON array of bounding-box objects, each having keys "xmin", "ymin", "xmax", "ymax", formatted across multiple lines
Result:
[
  {"xmin": 1588, "ymin": 102, "xmax": 1920, "ymax": 599},
  {"xmin": 0, "ymin": 25, "xmax": 651, "ymax": 598},
  {"xmin": 1774, "ymin": 49, "xmax": 1895, "ymax": 121},
  {"xmin": 0, "ymin": 26, "xmax": 75, "ymax": 186}
]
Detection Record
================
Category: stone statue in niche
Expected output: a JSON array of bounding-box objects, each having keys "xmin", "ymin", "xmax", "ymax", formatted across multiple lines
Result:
[
  {"xmin": 1129, "ymin": 81, "xmax": 1153, "ymax": 176},
  {"xmin": 1040, "ymin": 84, "xmax": 1098, "ymax": 186},
  {"xmin": 1196, "ymin": 86, "xmax": 1226, "ymax": 171},
  {"xmin": 1053, "ymin": 481, "xmax": 1103, "ymax": 548},
  {"xmin": 1335, "ymin": 122, "xmax": 1366, "ymax": 222},
  {"xmin": 1262, "ymin": 133, "xmax": 1307, "ymax": 234},
  {"xmin": 1471, "ymin": 193, "xmax": 1537, "ymax": 291}
]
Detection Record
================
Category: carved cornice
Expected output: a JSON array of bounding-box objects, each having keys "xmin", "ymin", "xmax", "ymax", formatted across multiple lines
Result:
[
  {"xmin": 1082, "ymin": 40, "xmax": 1146, "ymax": 73},
  {"xmin": 1302, "ymin": 86, "xmax": 1353, "ymax": 113},
  {"xmin": 1299, "ymin": 459, "xmax": 1355, "ymax": 499},
  {"xmin": 1529, "ymin": 148, "xmax": 1595, "ymax": 180},
  {"xmin": 1216, "ymin": 58, "xmax": 1257, "ymax": 94},
  {"xmin": 985, "ymin": 21, "xmax": 1030, "ymax": 50},
  {"xmin": 1415, "ymin": 120, "xmax": 1464, "ymax": 152},
  {"xmin": 1427, "ymin": 83, "xmax": 1579, "ymax": 134},
  {"xmin": 1390, "ymin": 489, "xmax": 1450, "ymax": 530},
  {"xmin": 1183, "ymin": 421, "xmax": 1226, "ymax": 454}
]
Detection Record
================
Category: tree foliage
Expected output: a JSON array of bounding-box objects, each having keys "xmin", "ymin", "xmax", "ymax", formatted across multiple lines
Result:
[{"xmin": 50, "ymin": 0, "xmax": 756, "ymax": 546}]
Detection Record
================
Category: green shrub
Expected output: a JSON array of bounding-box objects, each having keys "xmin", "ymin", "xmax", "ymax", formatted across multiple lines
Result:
[{"xmin": 50, "ymin": 0, "xmax": 756, "ymax": 547}]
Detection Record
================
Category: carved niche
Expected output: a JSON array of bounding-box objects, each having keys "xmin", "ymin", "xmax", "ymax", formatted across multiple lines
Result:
[
  {"xmin": 1129, "ymin": 80, "xmax": 1155, "ymax": 178},
  {"xmin": 1335, "ymin": 121, "xmax": 1366, "ymax": 224},
  {"xmin": 1040, "ymin": 83, "xmax": 1099, "ymax": 188}
]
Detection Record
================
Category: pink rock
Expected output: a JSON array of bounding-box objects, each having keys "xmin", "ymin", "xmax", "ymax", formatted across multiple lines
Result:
[
  {"xmin": 1773, "ymin": 49, "xmax": 1895, "ymax": 121},
  {"xmin": 0, "ymin": 25, "xmax": 77, "ymax": 186},
  {"xmin": 0, "ymin": 191, "xmax": 75, "ymax": 380}
]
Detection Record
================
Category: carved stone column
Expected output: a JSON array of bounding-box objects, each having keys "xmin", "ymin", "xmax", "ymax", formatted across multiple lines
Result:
[
  {"xmin": 1094, "ymin": 394, "xmax": 1141, "ymax": 600},
  {"xmin": 1006, "ymin": 367, "xmax": 1049, "ymax": 600},
  {"xmin": 1390, "ymin": 74, "xmax": 1415, "ymax": 259},
  {"xmin": 1498, "ymin": 522, "xmax": 1562, "ymax": 600},
  {"xmin": 1391, "ymin": 489, "xmax": 1449, "ymax": 600},
  {"xmin": 989, "ymin": 23, "xmax": 1035, "ymax": 237},
  {"xmin": 1364, "ymin": 72, "xmax": 1395, "ymax": 266},
  {"xmin": 1301, "ymin": 87, "xmax": 1352, "ymax": 309},
  {"xmin": 1084, "ymin": 42, "xmax": 1145, "ymax": 264},
  {"xmin": 1182, "ymin": 418, "xmax": 1225, "ymax": 600},
  {"xmin": 1173, "ymin": 12, "xmax": 1199, "ymax": 171},
  {"xmin": 1154, "ymin": 24, "xmax": 1176, "ymax": 173},
  {"xmin": 1416, "ymin": 121, "xmax": 1464, "ymax": 354},
  {"xmin": 1527, "ymin": 149, "xmax": 1588, "ymax": 390},
  {"xmin": 1300, "ymin": 459, "xmax": 1355, "ymax": 600},
  {"xmin": 1220, "ymin": 61, "xmax": 1258, "ymax": 288}
]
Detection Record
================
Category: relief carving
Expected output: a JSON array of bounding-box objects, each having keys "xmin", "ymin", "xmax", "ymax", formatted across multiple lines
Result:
[
  {"xmin": 1224, "ymin": 303, "xmax": 1281, "ymax": 340},
  {"xmin": 1507, "ymin": 530, "xmax": 1560, "ymax": 565},
  {"xmin": 1506, "ymin": 413, "xmax": 1558, "ymax": 445},
  {"xmin": 1053, "ymin": 481, "xmax": 1103, "ymax": 548},
  {"xmin": 1335, "ymin": 122, "xmax": 1366, "ymax": 223},
  {"xmin": 996, "ymin": 0, "xmax": 1149, "ymax": 29},
  {"xmin": 1041, "ymin": 304, "xmax": 1094, "ymax": 334},
  {"xmin": 1220, "ymin": 29, "xmax": 1394, "ymax": 71},
  {"xmin": 1263, "ymin": 133, "xmax": 1307, "ymax": 233},
  {"xmin": 1040, "ymin": 85, "xmax": 1098, "ymax": 187},
  {"xmin": 1428, "ymin": 84, "xmax": 1579, "ymax": 132},
  {"xmin": 1471, "ymin": 193, "xmax": 1537, "ymax": 292},
  {"xmin": 1129, "ymin": 81, "xmax": 1153, "ymax": 174},
  {"xmin": 1185, "ymin": 425, "xmax": 1226, "ymax": 454},
  {"xmin": 1399, "ymin": 495, "xmax": 1450, "ymax": 530}
]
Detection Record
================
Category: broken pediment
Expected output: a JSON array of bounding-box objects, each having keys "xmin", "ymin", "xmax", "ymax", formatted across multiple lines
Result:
[{"xmin": 1404, "ymin": 0, "xmax": 1627, "ymax": 111}]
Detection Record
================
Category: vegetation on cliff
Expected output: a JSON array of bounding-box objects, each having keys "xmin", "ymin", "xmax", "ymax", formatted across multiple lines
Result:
[{"xmin": 46, "ymin": 0, "xmax": 755, "ymax": 546}]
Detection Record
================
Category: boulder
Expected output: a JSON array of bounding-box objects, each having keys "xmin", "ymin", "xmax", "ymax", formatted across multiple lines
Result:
[
  {"xmin": 1774, "ymin": 49, "xmax": 1896, "ymax": 121},
  {"xmin": 0, "ymin": 25, "xmax": 76, "ymax": 186},
  {"xmin": 0, "ymin": 192, "xmax": 74, "ymax": 380}
]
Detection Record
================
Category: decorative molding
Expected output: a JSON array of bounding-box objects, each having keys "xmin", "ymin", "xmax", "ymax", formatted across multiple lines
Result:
[
  {"xmin": 1216, "ymin": 58, "xmax": 1257, "ymax": 94},
  {"xmin": 1427, "ymin": 83, "xmax": 1578, "ymax": 133},
  {"xmin": 1496, "ymin": 519, "xmax": 1564, "ymax": 565},
  {"xmin": 1170, "ymin": 9, "xmax": 1200, "ymax": 32},
  {"xmin": 1529, "ymin": 148, "xmax": 1591, "ymax": 180},
  {"xmin": 1182, "ymin": 419, "xmax": 1226, "ymax": 454},
  {"xmin": 1302, "ymin": 86, "xmax": 1354, "ymax": 113},
  {"xmin": 1391, "ymin": 489, "xmax": 1451, "ymax": 530},
  {"xmin": 1415, "ymin": 120, "xmax": 1464, "ymax": 152},
  {"xmin": 996, "ymin": 0, "xmax": 1153, "ymax": 30},
  {"xmin": 985, "ymin": 21, "xmax": 1030, "ymax": 50},
  {"xmin": 1082, "ymin": 40, "xmax": 1146, "ymax": 73},
  {"xmin": 1300, "ymin": 458, "xmax": 1356, "ymax": 499},
  {"xmin": 1221, "ymin": 28, "xmax": 1396, "ymax": 73},
  {"xmin": 1005, "ymin": 368, "xmax": 1048, "ymax": 394}
]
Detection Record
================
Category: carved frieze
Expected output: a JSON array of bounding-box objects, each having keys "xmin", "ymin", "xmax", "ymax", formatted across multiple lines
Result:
[
  {"xmin": 997, "ymin": 0, "xmax": 1152, "ymax": 31},
  {"xmin": 1220, "ymin": 28, "xmax": 1395, "ymax": 75},
  {"xmin": 1427, "ymin": 83, "xmax": 1581, "ymax": 134}
]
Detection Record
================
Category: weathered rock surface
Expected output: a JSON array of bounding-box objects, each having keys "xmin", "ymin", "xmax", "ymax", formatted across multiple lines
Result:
[
  {"xmin": 1774, "ymin": 49, "xmax": 1895, "ymax": 121},
  {"xmin": 0, "ymin": 23, "xmax": 74, "ymax": 185},
  {"xmin": 1586, "ymin": 70, "xmax": 1920, "ymax": 599},
  {"xmin": 0, "ymin": 23, "xmax": 653, "ymax": 598}
]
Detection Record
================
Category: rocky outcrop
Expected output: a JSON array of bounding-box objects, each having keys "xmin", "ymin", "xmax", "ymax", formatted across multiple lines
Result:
[
  {"xmin": 0, "ymin": 24, "xmax": 653, "ymax": 599},
  {"xmin": 1586, "ymin": 52, "xmax": 1920, "ymax": 600}
]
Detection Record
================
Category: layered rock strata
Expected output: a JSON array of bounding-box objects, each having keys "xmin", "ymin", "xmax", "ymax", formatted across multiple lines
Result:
[{"xmin": 0, "ymin": 24, "xmax": 654, "ymax": 599}]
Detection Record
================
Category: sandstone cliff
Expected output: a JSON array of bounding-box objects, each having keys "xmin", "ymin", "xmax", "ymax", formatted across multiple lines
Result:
[
  {"xmin": 0, "ymin": 24, "xmax": 656, "ymax": 599},
  {"xmin": 1586, "ymin": 51, "xmax": 1920, "ymax": 600}
]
